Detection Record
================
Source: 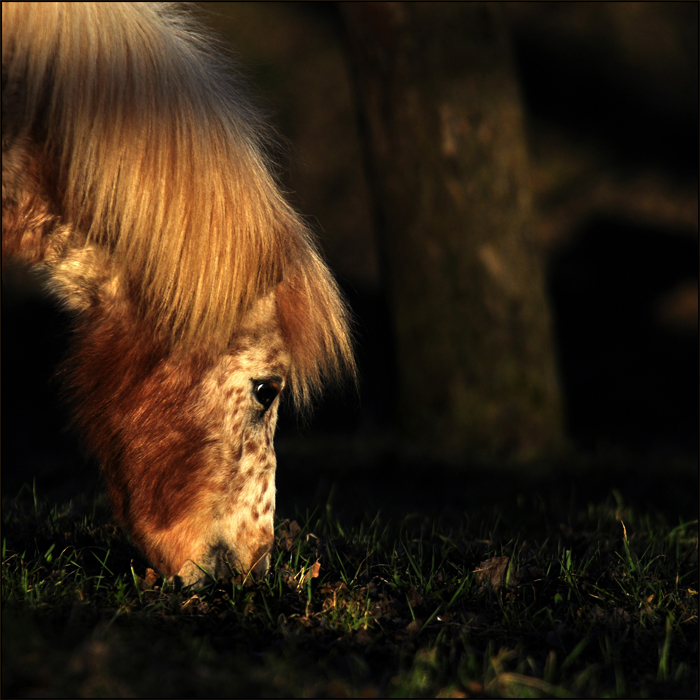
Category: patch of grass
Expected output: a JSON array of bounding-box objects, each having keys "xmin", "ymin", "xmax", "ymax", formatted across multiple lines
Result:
[{"xmin": 2, "ymin": 479, "xmax": 698, "ymax": 698}]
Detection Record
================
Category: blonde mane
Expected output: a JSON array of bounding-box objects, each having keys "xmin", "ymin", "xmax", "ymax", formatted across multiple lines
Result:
[{"xmin": 2, "ymin": 2, "xmax": 354, "ymax": 407}]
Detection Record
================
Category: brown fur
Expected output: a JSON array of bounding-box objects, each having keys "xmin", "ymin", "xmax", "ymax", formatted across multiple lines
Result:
[{"xmin": 2, "ymin": 2, "xmax": 355, "ymax": 586}]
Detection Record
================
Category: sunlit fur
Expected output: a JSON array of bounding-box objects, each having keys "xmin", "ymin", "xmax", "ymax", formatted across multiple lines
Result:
[{"xmin": 2, "ymin": 2, "xmax": 354, "ymax": 586}]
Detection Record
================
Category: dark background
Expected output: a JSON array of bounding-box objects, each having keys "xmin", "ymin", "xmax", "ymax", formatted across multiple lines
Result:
[{"xmin": 2, "ymin": 2, "xmax": 697, "ymax": 520}]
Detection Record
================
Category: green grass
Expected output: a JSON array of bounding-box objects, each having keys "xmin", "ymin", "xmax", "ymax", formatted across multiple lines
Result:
[{"xmin": 2, "ymin": 478, "xmax": 698, "ymax": 698}]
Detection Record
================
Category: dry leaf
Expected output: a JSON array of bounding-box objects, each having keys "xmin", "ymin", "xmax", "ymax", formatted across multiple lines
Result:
[
  {"xmin": 407, "ymin": 588, "xmax": 424, "ymax": 607},
  {"xmin": 310, "ymin": 559, "xmax": 321, "ymax": 578},
  {"xmin": 405, "ymin": 619, "xmax": 423, "ymax": 636},
  {"xmin": 278, "ymin": 520, "xmax": 302, "ymax": 551},
  {"xmin": 475, "ymin": 556, "xmax": 513, "ymax": 591},
  {"xmin": 301, "ymin": 559, "xmax": 321, "ymax": 585}
]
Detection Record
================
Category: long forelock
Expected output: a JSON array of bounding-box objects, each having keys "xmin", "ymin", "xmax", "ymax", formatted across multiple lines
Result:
[
  {"xmin": 2, "ymin": 1, "xmax": 355, "ymax": 409},
  {"xmin": 4, "ymin": 3, "xmax": 283, "ymax": 345},
  {"xmin": 276, "ymin": 241, "xmax": 357, "ymax": 412}
]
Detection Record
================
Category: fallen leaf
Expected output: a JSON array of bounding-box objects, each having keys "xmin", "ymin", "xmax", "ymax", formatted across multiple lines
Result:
[
  {"xmin": 301, "ymin": 559, "xmax": 321, "ymax": 585},
  {"xmin": 278, "ymin": 521, "xmax": 302, "ymax": 551},
  {"xmin": 475, "ymin": 556, "xmax": 512, "ymax": 591},
  {"xmin": 405, "ymin": 619, "xmax": 423, "ymax": 636},
  {"xmin": 407, "ymin": 588, "xmax": 424, "ymax": 607},
  {"xmin": 144, "ymin": 568, "xmax": 158, "ymax": 587},
  {"xmin": 310, "ymin": 559, "xmax": 321, "ymax": 578}
]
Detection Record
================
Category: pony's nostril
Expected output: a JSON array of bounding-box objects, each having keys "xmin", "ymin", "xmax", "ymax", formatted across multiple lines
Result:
[{"xmin": 214, "ymin": 551, "xmax": 235, "ymax": 581}]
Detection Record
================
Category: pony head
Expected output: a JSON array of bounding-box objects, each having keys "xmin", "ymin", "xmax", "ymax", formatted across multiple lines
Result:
[{"xmin": 2, "ymin": 2, "xmax": 355, "ymax": 586}]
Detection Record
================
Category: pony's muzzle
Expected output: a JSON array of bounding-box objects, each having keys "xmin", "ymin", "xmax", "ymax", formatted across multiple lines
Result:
[
  {"xmin": 215, "ymin": 546, "xmax": 271, "ymax": 582},
  {"xmin": 172, "ymin": 537, "xmax": 272, "ymax": 589},
  {"xmin": 214, "ymin": 533, "xmax": 274, "ymax": 582}
]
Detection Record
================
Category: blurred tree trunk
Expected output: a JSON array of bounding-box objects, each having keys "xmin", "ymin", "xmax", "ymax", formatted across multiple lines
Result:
[{"xmin": 341, "ymin": 2, "xmax": 564, "ymax": 460}]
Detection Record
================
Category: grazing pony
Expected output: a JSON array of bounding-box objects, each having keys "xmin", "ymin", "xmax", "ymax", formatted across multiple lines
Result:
[{"xmin": 2, "ymin": 2, "xmax": 354, "ymax": 586}]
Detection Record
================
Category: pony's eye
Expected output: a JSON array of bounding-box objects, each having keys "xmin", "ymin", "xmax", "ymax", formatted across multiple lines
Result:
[{"xmin": 252, "ymin": 380, "xmax": 280, "ymax": 410}]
